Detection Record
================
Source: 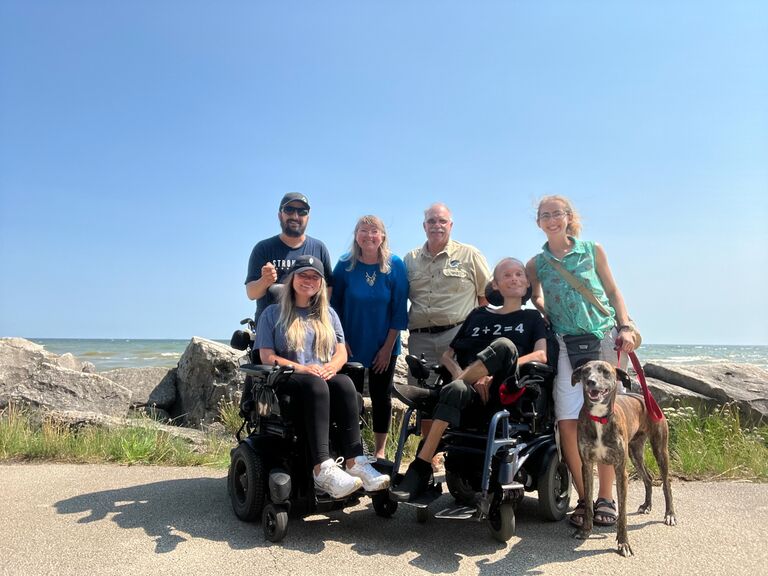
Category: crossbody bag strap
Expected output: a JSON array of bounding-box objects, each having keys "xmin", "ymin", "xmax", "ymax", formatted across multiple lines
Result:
[{"xmin": 542, "ymin": 254, "xmax": 612, "ymax": 317}]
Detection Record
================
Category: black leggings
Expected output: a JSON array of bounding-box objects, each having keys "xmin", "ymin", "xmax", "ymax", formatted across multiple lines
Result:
[
  {"xmin": 348, "ymin": 356, "xmax": 397, "ymax": 434},
  {"xmin": 279, "ymin": 373, "xmax": 363, "ymax": 466}
]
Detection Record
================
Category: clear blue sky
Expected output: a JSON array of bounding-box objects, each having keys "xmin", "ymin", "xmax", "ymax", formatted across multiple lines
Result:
[{"xmin": 1, "ymin": 1, "xmax": 766, "ymax": 345}]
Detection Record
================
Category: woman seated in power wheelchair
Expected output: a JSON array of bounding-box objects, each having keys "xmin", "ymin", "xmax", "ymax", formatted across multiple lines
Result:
[
  {"xmin": 388, "ymin": 257, "xmax": 571, "ymax": 541},
  {"xmin": 228, "ymin": 255, "xmax": 389, "ymax": 541}
]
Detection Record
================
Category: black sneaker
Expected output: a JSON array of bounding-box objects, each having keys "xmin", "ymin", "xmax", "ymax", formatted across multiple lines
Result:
[{"xmin": 389, "ymin": 457, "xmax": 433, "ymax": 502}]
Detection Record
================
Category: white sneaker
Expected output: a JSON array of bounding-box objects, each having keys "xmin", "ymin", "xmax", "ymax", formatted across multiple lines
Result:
[
  {"xmin": 314, "ymin": 457, "xmax": 363, "ymax": 498},
  {"xmin": 346, "ymin": 455, "xmax": 391, "ymax": 491}
]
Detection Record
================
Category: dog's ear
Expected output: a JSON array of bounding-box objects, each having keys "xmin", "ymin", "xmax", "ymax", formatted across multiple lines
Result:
[
  {"xmin": 615, "ymin": 368, "xmax": 632, "ymax": 390},
  {"xmin": 571, "ymin": 364, "xmax": 586, "ymax": 387}
]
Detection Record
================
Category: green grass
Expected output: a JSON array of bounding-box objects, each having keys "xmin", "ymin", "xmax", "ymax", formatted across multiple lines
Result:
[
  {"xmin": 3, "ymin": 398, "xmax": 766, "ymax": 481},
  {"xmin": 635, "ymin": 404, "xmax": 768, "ymax": 481},
  {"xmin": 0, "ymin": 402, "xmax": 231, "ymax": 467},
  {"xmin": 360, "ymin": 410, "xmax": 421, "ymax": 463}
]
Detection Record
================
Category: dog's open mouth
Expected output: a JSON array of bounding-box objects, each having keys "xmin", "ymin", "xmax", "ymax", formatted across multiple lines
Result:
[{"xmin": 587, "ymin": 388, "xmax": 609, "ymax": 402}]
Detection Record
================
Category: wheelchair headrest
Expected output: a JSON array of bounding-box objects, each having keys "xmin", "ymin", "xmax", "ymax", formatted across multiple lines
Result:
[
  {"xmin": 268, "ymin": 283, "xmax": 285, "ymax": 300},
  {"xmin": 484, "ymin": 282, "xmax": 532, "ymax": 307}
]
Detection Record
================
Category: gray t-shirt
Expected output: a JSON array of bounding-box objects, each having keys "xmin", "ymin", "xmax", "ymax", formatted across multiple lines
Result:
[{"xmin": 255, "ymin": 304, "xmax": 345, "ymax": 365}]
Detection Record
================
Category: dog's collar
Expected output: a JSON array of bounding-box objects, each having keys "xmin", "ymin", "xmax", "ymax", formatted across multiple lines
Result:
[{"xmin": 589, "ymin": 413, "xmax": 610, "ymax": 425}]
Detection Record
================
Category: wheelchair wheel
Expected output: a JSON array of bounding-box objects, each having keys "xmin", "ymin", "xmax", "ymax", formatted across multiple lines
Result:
[
  {"xmin": 228, "ymin": 443, "xmax": 265, "ymax": 522},
  {"xmin": 537, "ymin": 449, "xmax": 571, "ymax": 521},
  {"xmin": 445, "ymin": 470, "xmax": 477, "ymax": 506},
  {"xmin": 488, "ymin": 495, "xmax": 515, "ymax": 543},
  {"xmin": 372, "ymin": 493, "xmax": 398, "ymax": 518},
  {"xmin": 262, "ymin": 503, "xmax": 289, "ymax": 542}
]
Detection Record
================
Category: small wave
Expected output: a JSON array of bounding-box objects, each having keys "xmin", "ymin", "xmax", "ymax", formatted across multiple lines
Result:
[
  {"xmin": 160, "ymin": 352, "xmax": 179, "ymax": 357},
  {"xmin": 654, "ymin": 356, "xmax": 726, "ymax": 364}
]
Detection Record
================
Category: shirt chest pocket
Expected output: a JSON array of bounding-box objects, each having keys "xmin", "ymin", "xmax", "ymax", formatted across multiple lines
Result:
[{"xmin": 442, "ymin": 267, "xmax": 470, "ymax": 283}]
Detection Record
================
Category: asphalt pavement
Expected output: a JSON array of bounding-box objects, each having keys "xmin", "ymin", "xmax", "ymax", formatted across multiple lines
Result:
[{"xmin": 1, "ymin": 463, "xmax": 766, "ymax": 576}]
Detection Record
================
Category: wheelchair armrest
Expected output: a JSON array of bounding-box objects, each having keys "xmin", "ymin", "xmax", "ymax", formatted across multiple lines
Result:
[
  {"xmin": 519, "ymin": 361, "xmax": 554, "ymax": 378},
  {"xmin": 238, "ymin": 363, "xmax": 274, "ymax": 377}
]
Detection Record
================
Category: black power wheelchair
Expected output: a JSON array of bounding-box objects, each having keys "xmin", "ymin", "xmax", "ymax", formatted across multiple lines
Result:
[
  {"xmin": 385, "ymin": 280, "xmax": 571, "ymax": 542},
  {"xmin": 227, "ymin": 319, "xmax": 394, "ymax": 542}
]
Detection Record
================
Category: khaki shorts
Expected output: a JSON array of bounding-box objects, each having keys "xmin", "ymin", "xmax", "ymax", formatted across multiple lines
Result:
[{"xmin": 553, "ymin": 327, "xmax": 627, "ymax": 422}]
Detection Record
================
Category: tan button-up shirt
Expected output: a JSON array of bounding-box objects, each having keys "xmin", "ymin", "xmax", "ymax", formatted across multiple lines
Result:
[{"xmin": 404, "ymin": 239, "xmax": 490, "ymax": 330}]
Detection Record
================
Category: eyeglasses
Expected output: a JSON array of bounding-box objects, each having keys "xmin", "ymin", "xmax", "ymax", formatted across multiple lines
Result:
[
  {"xmin": 538, "ymin": 210, "xmax": 568, "ymax": 221},
  {"xmin": 282, "ymin": 205, "xmax": 309, "ymax": 216},
  {"xmin": 426, "ymin": 218, "xmax": 451, "ymax": 225}
]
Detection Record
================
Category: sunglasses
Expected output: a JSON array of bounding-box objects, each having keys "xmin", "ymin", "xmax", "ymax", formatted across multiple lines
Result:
[{"xmin": 282, "ymin": 205, "xmax": 309, "ymax": 216}]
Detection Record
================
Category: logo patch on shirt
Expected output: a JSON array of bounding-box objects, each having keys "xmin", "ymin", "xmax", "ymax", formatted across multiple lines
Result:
[{"xmin": 449, "ymin": 259, "xmax": 461, "ymax": 268}]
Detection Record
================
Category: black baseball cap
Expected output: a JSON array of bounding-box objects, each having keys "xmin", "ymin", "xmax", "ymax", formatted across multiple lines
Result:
[
  {"xmin": 279, "ymin": 192, "xmax": 310, "ymax": 209},
  {"xmin": 288, "ymin": 255, "xmax": 324, "ymax": 277}
]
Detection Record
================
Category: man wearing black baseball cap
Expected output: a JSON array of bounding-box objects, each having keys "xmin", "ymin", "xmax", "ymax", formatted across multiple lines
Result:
[{"xmin": 245, "ymin": 193, "xmax": 333, "ymax": 322}]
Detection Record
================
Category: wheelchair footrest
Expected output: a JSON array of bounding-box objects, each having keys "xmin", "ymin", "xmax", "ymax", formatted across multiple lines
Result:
[{"xmin": 434, "ymin": 504, "xmax": 482, "ymax": 521}]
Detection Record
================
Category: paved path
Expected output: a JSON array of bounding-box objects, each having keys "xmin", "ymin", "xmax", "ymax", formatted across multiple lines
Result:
[{"xmin": 1, "ymin": 463, "xmax": 766, "ymax": 575}]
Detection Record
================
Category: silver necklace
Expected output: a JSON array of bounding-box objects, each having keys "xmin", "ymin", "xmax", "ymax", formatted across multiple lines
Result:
[{"xmin": 365, "ymin": 271, "xmax": 377, "ymax": 287}]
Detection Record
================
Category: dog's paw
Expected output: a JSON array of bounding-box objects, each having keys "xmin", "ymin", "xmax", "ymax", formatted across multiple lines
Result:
[
  {"xmin": 665, "ymin": 512, "xmax": 677, "ymax": 526},
  {"xmin": 637, "ymin": 503, "xmax": 651, "ymax": 515},
  {"xmin": 617, "ymin": 542, "xmax": 634, "ymax": 557},
  {"xmin": 572, "ymin": 528, "xmax": 591, "ymax": 540}
]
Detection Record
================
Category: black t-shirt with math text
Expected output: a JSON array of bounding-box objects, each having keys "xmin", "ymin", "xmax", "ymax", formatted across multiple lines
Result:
[{"xmin": 449, "ymin": 307, "xmax": 547, "ymax": 369}]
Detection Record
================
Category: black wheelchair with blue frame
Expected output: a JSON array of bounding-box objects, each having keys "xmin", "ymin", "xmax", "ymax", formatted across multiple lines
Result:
[
  {"xmin": 227, "ymin": 319, "xmax": 394, "ymax": 542},
  {"xmin": 386, "ymin": 349, "xmax": 571, "ymax": 542}
]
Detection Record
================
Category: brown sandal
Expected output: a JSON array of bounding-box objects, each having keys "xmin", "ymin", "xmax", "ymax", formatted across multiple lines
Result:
[
  {"xmin": 593, "ymin": 497, "xmax": 618, "ymax": 526},
  {"xmin": 569, "ymin": 498, "xmax": 586, "ymax": 527}
]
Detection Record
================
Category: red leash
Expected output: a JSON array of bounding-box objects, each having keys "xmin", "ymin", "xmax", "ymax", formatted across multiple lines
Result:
[{"xmin": 618, "ymin": 350, "xmax": 665, "ymax": 422}]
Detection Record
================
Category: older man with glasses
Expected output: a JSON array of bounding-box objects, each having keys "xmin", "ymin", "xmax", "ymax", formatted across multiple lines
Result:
[
  {"xmin": 404, "ymin": 203, "xmax": 491, "ymax": 368},
  {"xmin": 245, "ymin": 193, "xmax": 334, "ymax": 323}
]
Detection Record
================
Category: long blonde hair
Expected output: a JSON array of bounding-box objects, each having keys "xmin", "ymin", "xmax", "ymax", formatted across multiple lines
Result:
[
  {"xmin": 278, "ymin": 271, "xmax": 337, "ymax": 362},
  {"xmin": 343, "ymin": 214, "xmax": 392, "ymax": 273},
  {"xmin": 537, "ymin": 195, "xmax": 582, "ymax": 237}
]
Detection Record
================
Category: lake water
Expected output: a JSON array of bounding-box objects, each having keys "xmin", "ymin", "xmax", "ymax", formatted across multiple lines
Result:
[{"xmin": 29, "ymin": 338, "xmax": 768, "ymax": 371}]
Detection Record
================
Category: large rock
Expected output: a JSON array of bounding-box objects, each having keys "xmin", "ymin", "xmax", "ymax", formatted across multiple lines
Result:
[
  {"xmin": 102, "ymin": 367, "xmax": 177, "ymax": 410},
  {"xmin": 632, "ymin": 376, "xmax": 720, "ymax": 413},
  {"xmin": 174, "ymin": 337, "xmax": 246, "ymax": 425},
  {"xmin": 0, "ymin": 337, "xmax": 132, "ymax": 417},
  {"xmin": 644, "ymin": 362, "xmax": 768, "ymax": 425}
]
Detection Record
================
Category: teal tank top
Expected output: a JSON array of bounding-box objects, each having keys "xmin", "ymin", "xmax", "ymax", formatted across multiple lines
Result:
[{"xmin": 534, "ymin": 238, "xmax": 616, "ymax": 339}]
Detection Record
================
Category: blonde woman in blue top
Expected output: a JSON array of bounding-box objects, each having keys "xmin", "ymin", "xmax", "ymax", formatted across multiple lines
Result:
[
  {"xmin": 526, "ymin": 195, "xmax": 639, "ymax": 528},
  {"xmin": 331, "ymin": 215, "xmax": 409, "ymax": 459}
]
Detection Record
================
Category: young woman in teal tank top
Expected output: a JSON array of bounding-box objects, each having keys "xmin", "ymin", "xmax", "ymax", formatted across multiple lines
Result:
[{"xmin": 526, "ymin": 195, "xmax": 639, "ymax": 529}]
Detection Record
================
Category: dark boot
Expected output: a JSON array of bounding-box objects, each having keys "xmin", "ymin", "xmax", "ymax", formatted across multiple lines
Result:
[{"xmin": 389, "ymin": 457, "xmax": 432, "ymax": 502}]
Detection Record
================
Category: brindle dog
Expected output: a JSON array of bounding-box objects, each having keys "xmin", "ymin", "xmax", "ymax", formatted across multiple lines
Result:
[{"xmin": 571, "ymin": 360, "xmax": 677, "ymax": 557}]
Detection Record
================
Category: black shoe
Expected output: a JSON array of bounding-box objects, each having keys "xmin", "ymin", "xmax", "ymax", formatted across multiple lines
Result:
[
  {"xmin": 390, "ymin": 458, "xmax": 432, "ymax": 502},
  {"xmin": 393, "ymin": 384, "xmax": 439, "ymax": 410}
]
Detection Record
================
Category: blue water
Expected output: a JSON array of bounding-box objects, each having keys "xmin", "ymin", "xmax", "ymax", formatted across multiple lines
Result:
[{"xmin": 29, "ymin": 338, "xmax": 768, "ymax": 371}]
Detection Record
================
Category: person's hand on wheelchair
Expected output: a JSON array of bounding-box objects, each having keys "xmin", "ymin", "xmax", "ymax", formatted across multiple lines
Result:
[{"xmin": 472, "ymin": 375, "xmax": 494, "ymax": 404}]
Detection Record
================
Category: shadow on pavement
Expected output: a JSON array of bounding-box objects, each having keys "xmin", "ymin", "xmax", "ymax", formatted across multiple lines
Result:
[{"xmin": 54, "ymin": 477, "xmax": 645, "ymax": 572}]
